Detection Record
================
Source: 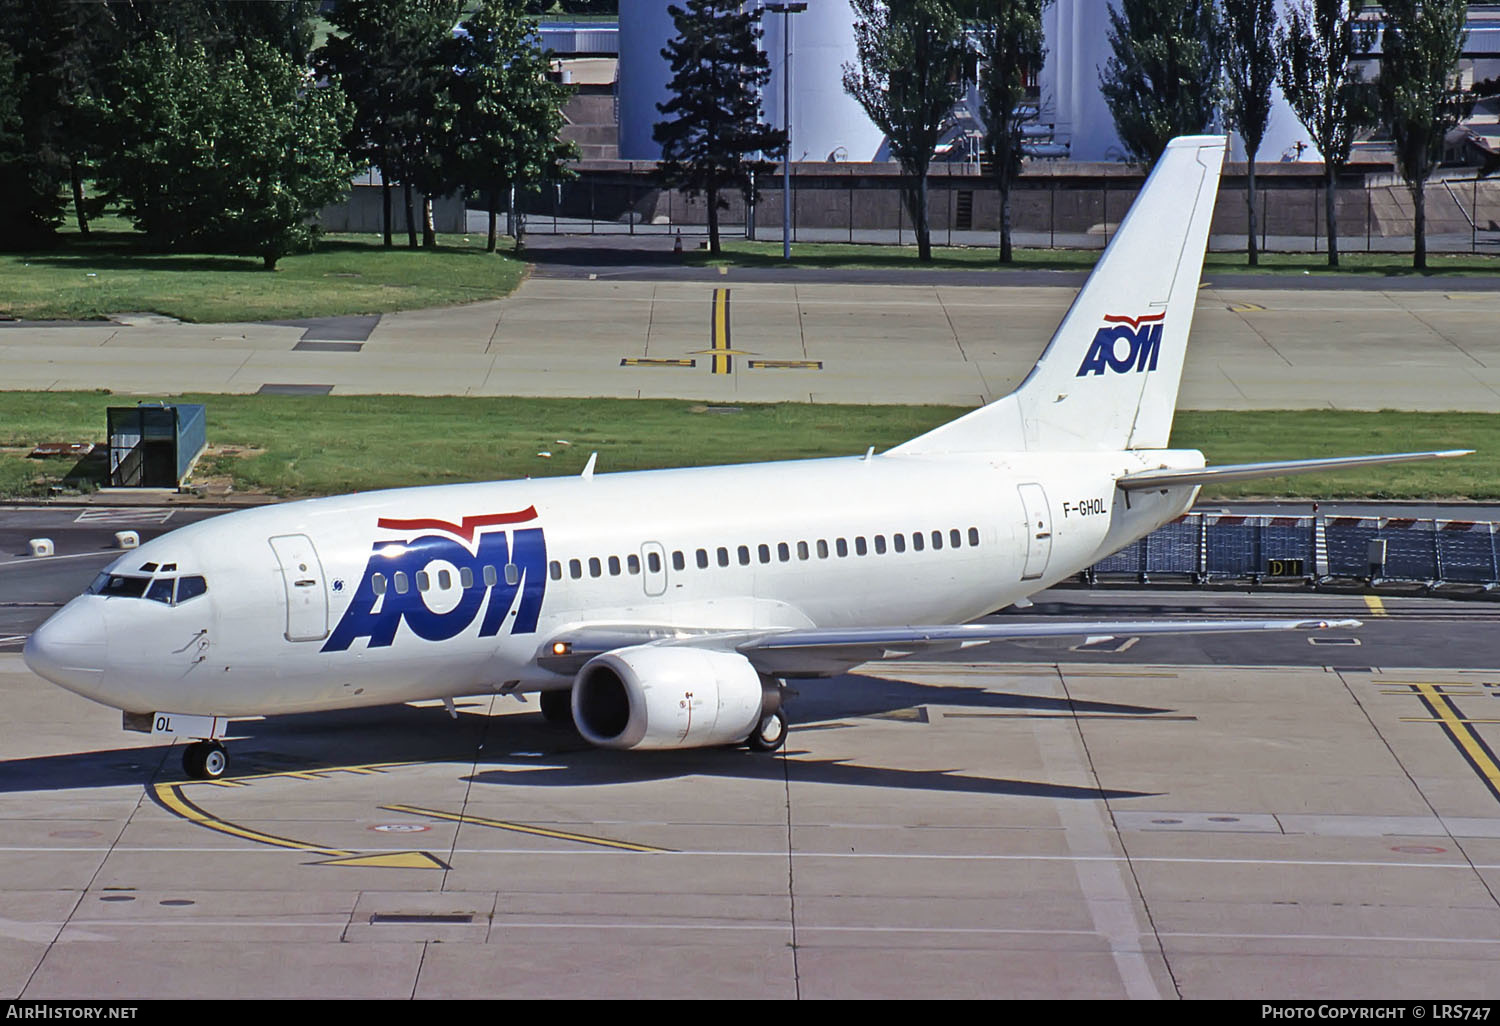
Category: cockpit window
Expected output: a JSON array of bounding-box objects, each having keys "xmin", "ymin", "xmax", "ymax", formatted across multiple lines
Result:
[
  {"xmin": 93, "ymin": 574, "xmax": 151, "ymax": 598},
  {"xmin": 139, "ymin": 562, "xmax": 158, "ymax": 573},
  {"xmin": 89, "ymin": 571, "xmax": 208, "ymax": 606},
  {"xmin": 176, "ymin": 576, "xmax": 207, "ymax": 603}
]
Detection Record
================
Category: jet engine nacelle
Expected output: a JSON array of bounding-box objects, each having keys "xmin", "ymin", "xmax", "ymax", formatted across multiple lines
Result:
[{"xmin": 572, "ymin": 645, "xmax": 777, "ymax": 750}]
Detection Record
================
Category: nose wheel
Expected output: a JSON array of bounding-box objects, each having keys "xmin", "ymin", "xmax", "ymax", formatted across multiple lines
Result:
[{"xmin": 183, "ymin": 740, "xmax": 228, "ymax": 780}]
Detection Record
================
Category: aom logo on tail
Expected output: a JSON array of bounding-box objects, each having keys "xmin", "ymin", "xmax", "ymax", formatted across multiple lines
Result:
[
  {"xmin": 1076, "ymin": 313, "xmax": 1165, "ymax": 377},
  {"xmin": 323, "ymin": 507, "xmax": 547, "ymax": 652}
]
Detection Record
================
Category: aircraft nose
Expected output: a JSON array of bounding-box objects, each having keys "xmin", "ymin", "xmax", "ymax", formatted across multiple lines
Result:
[{"xmin": 24, "ymin": 599, "xmax": 109, "ymax": 699}]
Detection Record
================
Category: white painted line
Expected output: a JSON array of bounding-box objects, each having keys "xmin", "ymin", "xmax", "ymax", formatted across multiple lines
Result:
[
  {"xmin": 74, "ymin": 509, "xmax": 174, "ymax": 525},
  {"xmin": 0, "ymin": 550, "xmax": 115, "ymax": 568},
  {"xmin": 4, "ymin": 846, "xmax": 1495, "ymax": 870}
]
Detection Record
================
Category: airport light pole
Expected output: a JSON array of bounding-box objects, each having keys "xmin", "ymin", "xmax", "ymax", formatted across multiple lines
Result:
[{"xmin": 766, "ymin": 2, "xmax": 805, "ymax": 262}]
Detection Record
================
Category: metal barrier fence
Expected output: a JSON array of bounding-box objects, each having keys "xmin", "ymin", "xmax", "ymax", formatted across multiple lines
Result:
[
  {"xmin": 1083, "ymin": 513, "xmax": 1500, "ymax": 592},
  {"xmin": 507, "ymin": 172, "xmax": 1500, "ymax": 255}
]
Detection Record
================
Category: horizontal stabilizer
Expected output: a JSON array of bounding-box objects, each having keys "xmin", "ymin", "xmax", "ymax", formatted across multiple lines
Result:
[{"xmin": 1116, "ymin": 450, "xmax": 1473, "ymax": 491}]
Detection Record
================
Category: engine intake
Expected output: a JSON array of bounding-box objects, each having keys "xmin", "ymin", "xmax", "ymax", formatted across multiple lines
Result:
[{"xmin": 572, "ymin": 645, "xmax": 777, "ymax": 750}]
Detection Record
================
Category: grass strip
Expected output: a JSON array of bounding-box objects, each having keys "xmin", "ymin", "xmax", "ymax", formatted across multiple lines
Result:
[
  {"xmin": 0, "ymin": 233, "xmax": 527, "ymax": 324},
  {"xmin": 0, "ymin": 393, "xmax": 1490, "ymax": 501}
]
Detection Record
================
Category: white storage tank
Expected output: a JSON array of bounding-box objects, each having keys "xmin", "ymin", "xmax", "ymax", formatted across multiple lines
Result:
[
  {"xmin": 617, "ymin": 0, "xmax": 681, "ymax": 161},
  {"xmin": 760, "ymin": 2, "xmax": 886, "ymax": 163},
  {"xmin": 617, "ymin": 0, "xmax": 885, "ymax": 163}
]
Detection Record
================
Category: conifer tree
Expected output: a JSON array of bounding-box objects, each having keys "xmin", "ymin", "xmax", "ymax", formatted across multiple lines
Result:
[{"xmin": 653, "ymin": 0, "xmax": 785, "ymax": 255}]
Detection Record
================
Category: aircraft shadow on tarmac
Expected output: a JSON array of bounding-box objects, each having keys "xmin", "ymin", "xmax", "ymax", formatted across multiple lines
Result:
[{"xmin": 2, "ymin": 673, "xmax": 1170, "ymax": 800}]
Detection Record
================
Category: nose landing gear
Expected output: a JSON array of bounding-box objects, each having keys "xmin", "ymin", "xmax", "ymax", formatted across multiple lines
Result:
[{"xmin": 183, "ymin": 740, "xmax": 228, "ymax": 780}]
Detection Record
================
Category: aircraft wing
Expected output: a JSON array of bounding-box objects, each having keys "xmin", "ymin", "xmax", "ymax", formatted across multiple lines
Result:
[{"xmin": 537, "ymin": 617, "xmax": 1360, "ymax": 678}]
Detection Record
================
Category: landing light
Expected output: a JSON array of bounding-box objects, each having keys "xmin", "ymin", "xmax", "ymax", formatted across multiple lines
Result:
[{"xmin": 551, "ymin": 642, "xmax": 571, "ymax": 656}]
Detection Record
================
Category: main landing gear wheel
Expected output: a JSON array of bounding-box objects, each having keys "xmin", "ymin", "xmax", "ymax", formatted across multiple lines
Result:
[
  {"xmin": 539, "ymin": 689, "xmax": 574, "ymax": 726},
  {"xmin": 183, "ymin": 740, "xmax": 228, "ymax": 780},
  {"xmin": 746, "ymin": 710, "xmax": 788, "ymax": 752}
]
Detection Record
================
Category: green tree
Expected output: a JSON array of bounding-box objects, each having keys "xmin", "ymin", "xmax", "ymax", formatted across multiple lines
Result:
[
  {"xmin": 1378, "ymin": 0, "xmax": 1469, "ymax": 271},
  {"xmin": 965, "ymin": 0, "xmax": 1049, "ymax": 263},
  {"xmin": 653, "ymin": 0, "xmax": 784, "ymax": 255},
  {"xmin": 456, "ymin": 0, "xmax": 578, "ymax": 253},
  {"xmin": 1219, "ymin": 0, "xmax": 1279, "ymax": 266},
  {"xmin": 844, "ymin": 0, "xmax": 968, "ymax": 262},
  {"xmin": 1099, "ymin": 0, "xmax": 1218, "ymax": 167},
  {"xmin": 95, "ymin": 36, "xmax": 354, "ymax": 269},
  {"xmin": 317, "ymin": 1, "xmax": 462, "ymax": 249},
  {"xmin": 0, "ymin": 41, "xmax": 55, "ymax": 247},
  {"xmin": 1276, "ymin": 0, "xmax": 1377, "ymax": 267}
]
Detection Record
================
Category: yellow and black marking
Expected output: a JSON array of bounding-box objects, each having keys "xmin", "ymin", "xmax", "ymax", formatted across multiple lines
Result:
[
  {"xmin": 381, "ymin": 803, "xmax": 673, "ymax": 853},
  {"xmin": 1226, "ymin": 302, "xmax": 1266, "ymax": 313},
  {"xmin": 748, "ymin": 359, "xmax": 823, "ymax": 371},
  {"xmin": 710, "ymin": 288, "xmax": 732, "ymax": 374},
  {"xmin": 621, "ymin": 357, "xmax": 696, "ymax": 368},
  {"xmin": 1386, "ymin": 681, "xmax": 1500, "ymax": 803},
  {"xmin": 152, "ymin": 763, "xmax": 442, "ymax": 868},
  {"xmin": 314, "ymin": 851, "xmax": 450, "ymax": 870},
  {"xmin": 687, "ymin": 288, "xmax": 754, "ymax": 374},
  {"xmin": 149, "ymin": 762, "xmax": 664, "ymax": 864},
  {"xmin": 153, "ymin": 782, "xmax": 355, "ymax": 859}
]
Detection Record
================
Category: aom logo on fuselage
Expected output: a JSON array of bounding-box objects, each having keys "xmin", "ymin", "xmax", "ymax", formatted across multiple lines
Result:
[
  {"xmin": 323, "ymin": 507, "xmax": 547, "ymax": 652},
  {"xmin": 1076, "ymin": 313, "xmax": 1165, "ymax": 376}
]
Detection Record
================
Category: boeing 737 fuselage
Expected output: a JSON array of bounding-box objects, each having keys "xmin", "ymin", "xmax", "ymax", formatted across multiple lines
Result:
[{"xmin": 22, "ymin": 137, "xmax": 1467, "ymax": 779}]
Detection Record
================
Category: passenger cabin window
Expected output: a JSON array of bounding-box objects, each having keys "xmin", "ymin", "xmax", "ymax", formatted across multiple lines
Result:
[
  {"xmin": 672, "ymin": 551, "xmax": 685, "ymax": 571},
  {"xmin": 416, "ymin": 571, "xmax": 431, "ymax": 592},
  {"xmin": 777, "ymin": 543, "xmax": 790, "ymax": 562},
  {"xmin": 485, "ymin": 565, "xmax": 499, "ymax": 588},
  {"xmin": 460, "ymin": 567, "xmax": 474, "ymax": 588},
  {"xmin": 894, "ymin": 534, "xmax": 907, "ymax": 553},
  {"xmin": 757, "ymin": 544, "xmax": 770, "ymax": 564},
  {"xmin": 393, "ymin": 572, "xmax": 410, "ymax": 594},
  {"xmin": 874, "ymin": 535, "xmax": 886, "ymax": 554},
  {"xmin": 506, "ymin": 563, "xmax": 522, "ymax": 586},
  {"xmin": 717, "ymin": 547, "xmax": 729, "ymax": 568},
  {"xmin": 969, "ymin": 527, "xmax": 980, "ymax": 546},
  {"xmin": 647, "ymin": 552, "xmax": 662, "ymax": 573},
  {"xmin": 837, "ymin": 538, "xmax": 848, "ymax": 557},
  {"xmin": 817, "ymin": 540, "xmax": 829, "ymax": 559},
  {"xmin": 738, "ymin": 545, "xmax": 750, "ymax": 566},
  {"xmin": 696, "ymin": 549, "xmax": 708, "ymax": 569},
  {"xmin": 950, "ymin": 529, "xmax": 962, "ymax": 548},
  {"xmin": 568, "ymin": 559, "xmax": 582, "ymax": 580},
  {"xmin": 856, "ymin": 537, "xmax": 868, "ymax": 556},
  {"xmin": 911, "ymin": 533, "xmax": 924, "ymax": 552},
  {"xmin": 796, "ymin": 541, "xmax": 809, "ymax": 560},
  {"xmin": 372, "ymin": 573, "xmax": 388, "ymax": 595},
  {"xmin": 608, "ymin": 556, "xmax": 621, "ymax": 576},
  {"xmin": 588, "ymin": 557, "xmax": 601, "ymax": 578},
  {"xmin": 549, "ymin": 562, "xmax": 562, "ymax": 581},
  {"xmin": 628, "ymin": 554, "xmax": 641, "ymax": 575}
]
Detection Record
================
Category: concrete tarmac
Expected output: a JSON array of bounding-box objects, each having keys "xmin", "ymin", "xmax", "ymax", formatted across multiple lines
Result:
[
  {"xmin": 2, "ymin": 272, "xmax": 1498, "ymax": 410},
  {"xmin": 6, "ymin": 593, "xmax": 1500, "ymax": 999}
]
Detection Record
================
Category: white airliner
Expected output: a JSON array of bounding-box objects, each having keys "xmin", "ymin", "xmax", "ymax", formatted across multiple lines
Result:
[{"xmin": 24, "ymin": 136, "xmax": 1466, "ymax": 779}]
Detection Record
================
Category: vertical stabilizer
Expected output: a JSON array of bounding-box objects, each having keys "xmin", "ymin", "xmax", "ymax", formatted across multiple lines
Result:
[{"xmin": 892, "ymin": 135, "xmax": 1226, "ymax": 456}]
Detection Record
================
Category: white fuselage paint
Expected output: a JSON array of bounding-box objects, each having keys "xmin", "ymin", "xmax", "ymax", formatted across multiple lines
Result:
[{"xmin": 37, "ymin": 448, "xmax": 1200, "ymax": 720}]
